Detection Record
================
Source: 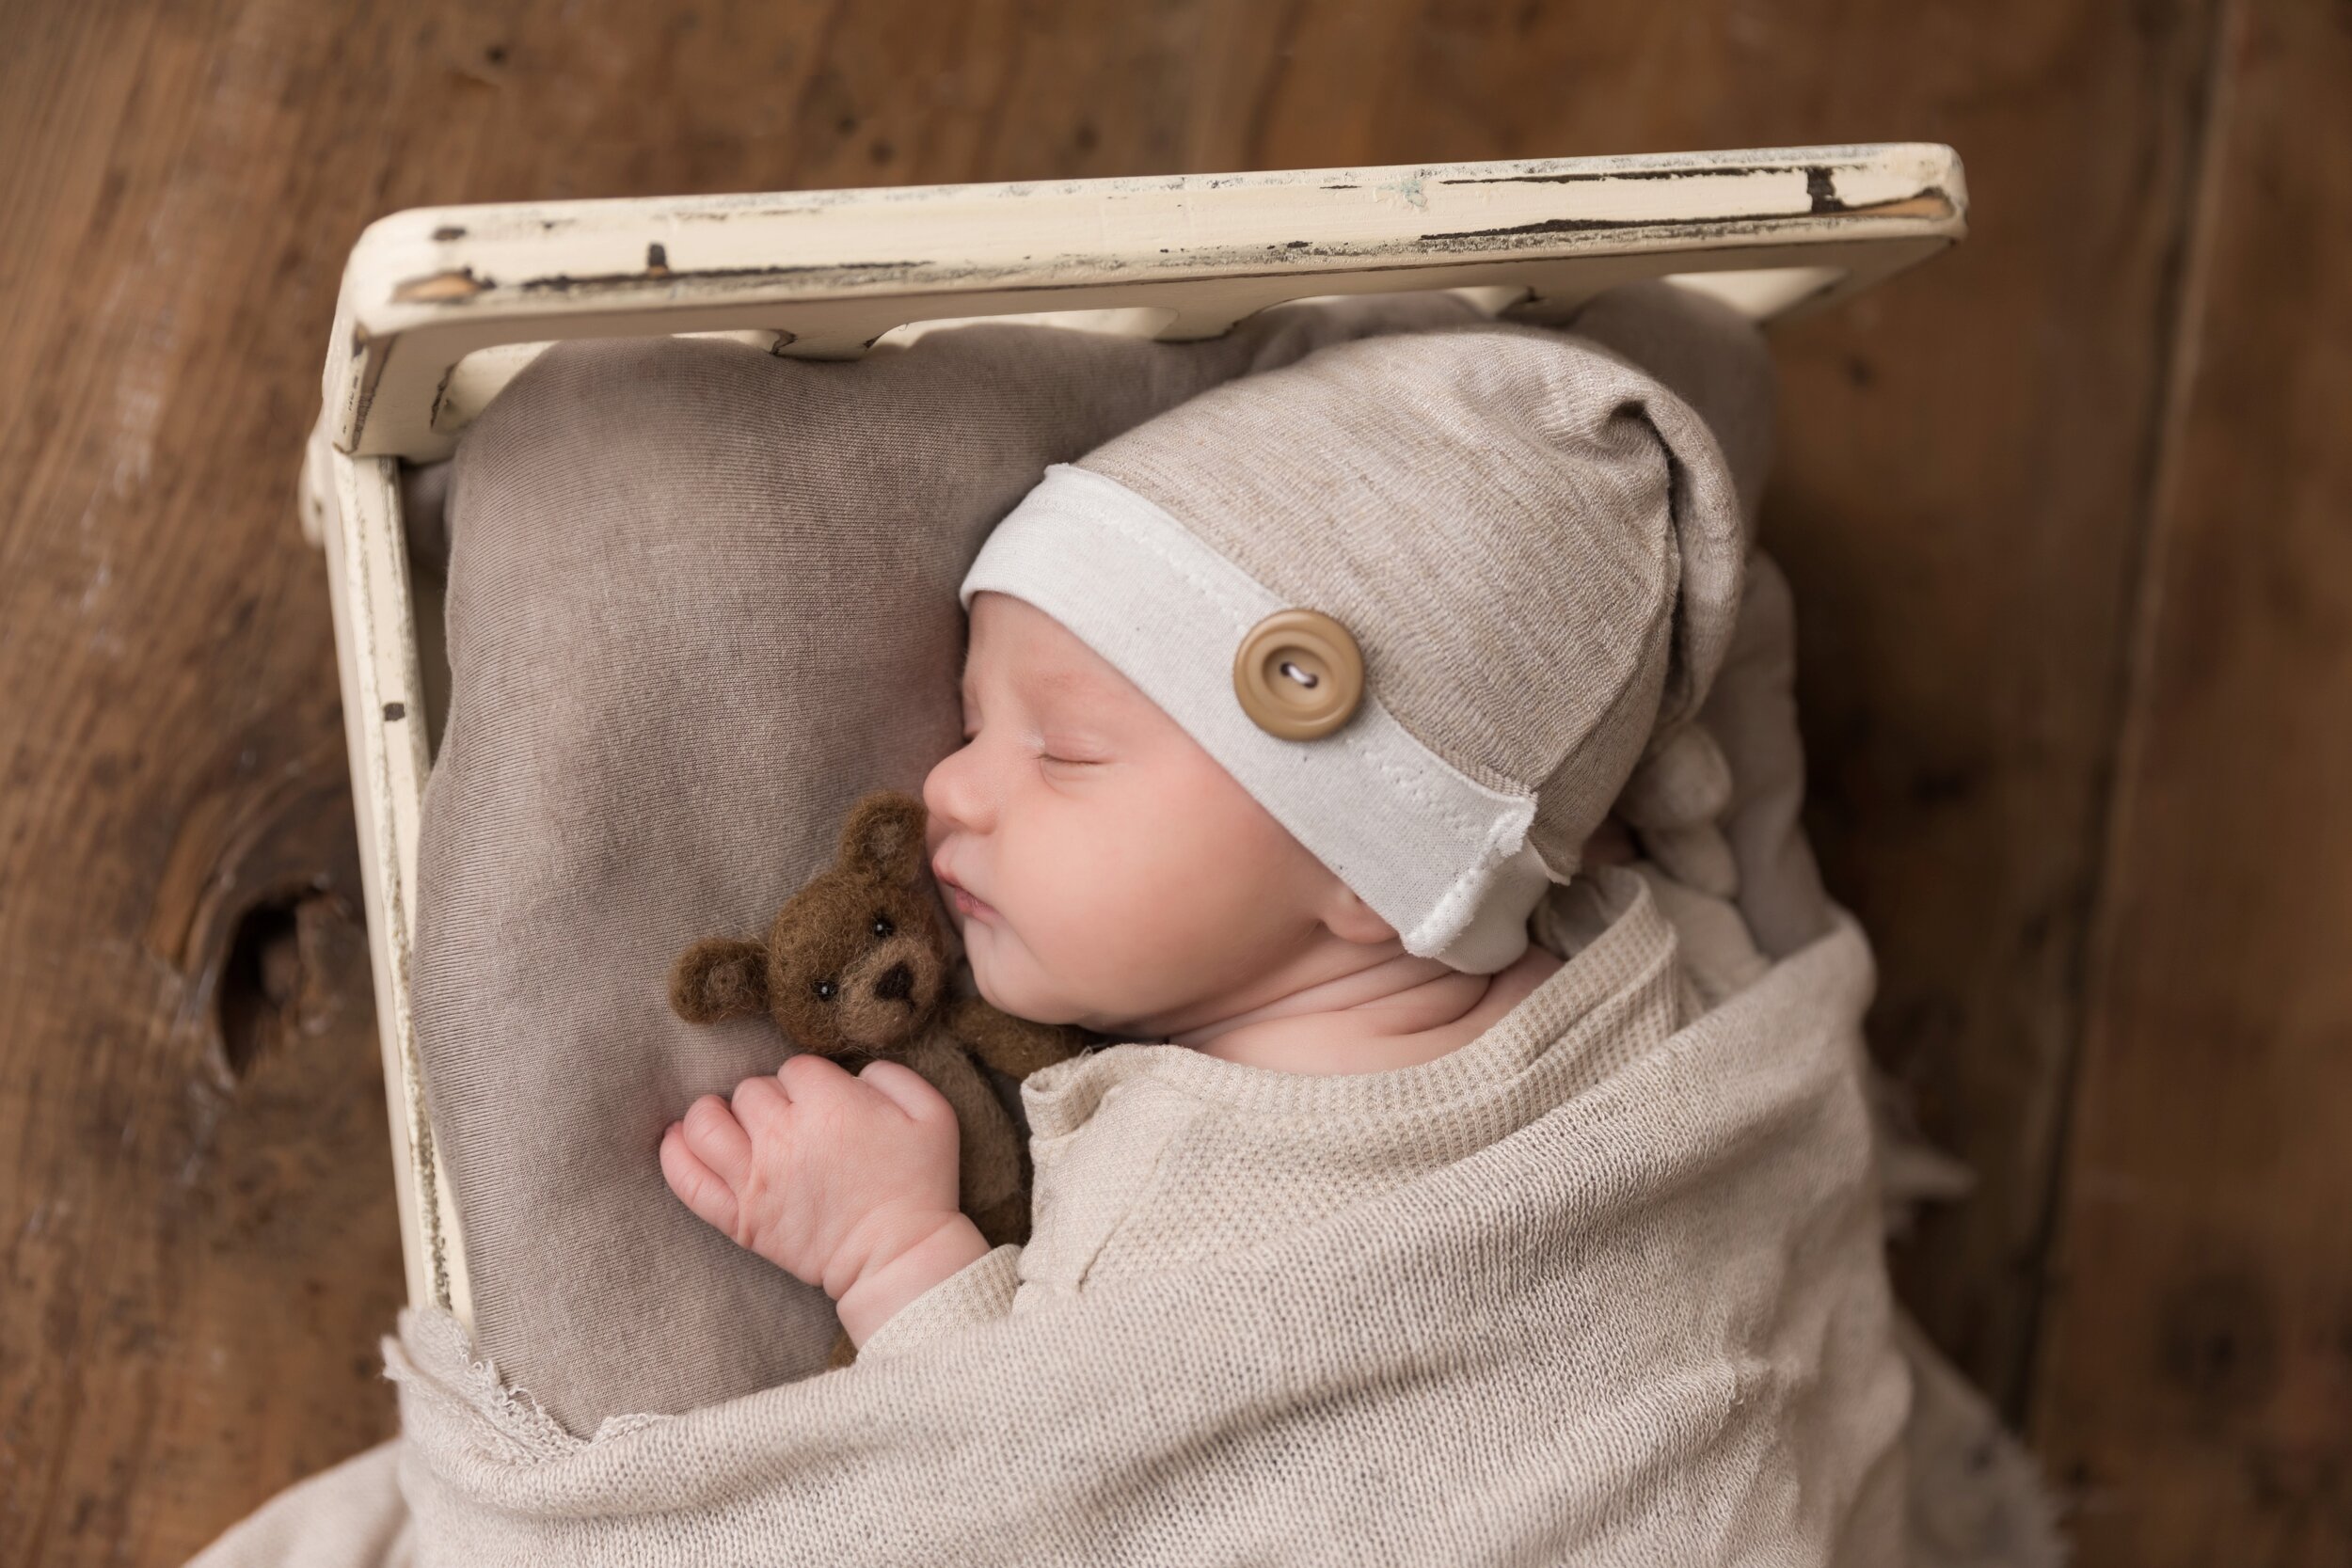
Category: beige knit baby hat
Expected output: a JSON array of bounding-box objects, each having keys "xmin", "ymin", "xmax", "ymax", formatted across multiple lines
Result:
[{"xmin": 961, "ymin": 317, "xmax": 1748, "ymax": 973}]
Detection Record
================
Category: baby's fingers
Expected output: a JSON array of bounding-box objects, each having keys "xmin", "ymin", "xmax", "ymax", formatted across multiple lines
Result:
[
  {"xmin": 857, "ymin": 1059, "xmax": 954, "ymax": 1128},
  {"xmin": 660, "ymin": 1122, "xmax": 741, "ymax": 1239},
  {"xmin": 680, "ymin": 1093, "xmax": 754, "ymax": 1186}
]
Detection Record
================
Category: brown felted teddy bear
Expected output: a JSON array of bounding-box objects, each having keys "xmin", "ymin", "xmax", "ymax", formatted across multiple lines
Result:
[{"xmin": 668, "ymin": 790, "xmax": 1085, "ymax": 1253}]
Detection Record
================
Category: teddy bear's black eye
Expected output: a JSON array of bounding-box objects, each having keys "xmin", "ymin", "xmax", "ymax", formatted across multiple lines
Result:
[
  {"xmin": 870, "ymin": 912, "xmax": 895, "ymax": 940},
  {"xmin": 813, "ymin": 978, "xmax": 838, "ymax": 1002}
]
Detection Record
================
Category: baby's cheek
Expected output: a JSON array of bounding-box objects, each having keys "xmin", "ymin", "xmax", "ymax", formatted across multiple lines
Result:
[
  {"xmin": 1031, "ymin": 895, "xmax": 1175, "ymax": 1013},
  {"xmin": 982, "ymin": 815, "xmax": 1173, "ymax": 1020}
]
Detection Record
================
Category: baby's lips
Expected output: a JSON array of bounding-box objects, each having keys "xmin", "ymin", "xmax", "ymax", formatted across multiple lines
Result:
[
  {"xmin": 931, "ymin": 858, "xmax": 999, "ymax": 924},
  {"xmin": 930, "ymin": 852, "xmax": 974, "ymax": 902}
]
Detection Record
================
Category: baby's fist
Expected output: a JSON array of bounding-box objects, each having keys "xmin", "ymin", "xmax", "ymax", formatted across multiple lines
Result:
[{"xmin": 660, "ymin": 1053, "xmax": 962, "ymax": 1302}]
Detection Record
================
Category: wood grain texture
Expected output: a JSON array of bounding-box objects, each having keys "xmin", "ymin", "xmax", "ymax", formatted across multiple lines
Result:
[
  {"xmin": 2029, "ymin": 0, "xmax": 2352, "ymax": 1560},
  {"xmin": 0, "ymin": 0, "xmax": 2310, "ymax": 1562},
  {"xmin": 0, "ymin": 5, "xmax": 413, "ymax": 1566}
]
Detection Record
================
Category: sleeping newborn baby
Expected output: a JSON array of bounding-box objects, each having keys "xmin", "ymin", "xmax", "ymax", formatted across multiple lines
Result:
[{"xmin": 658, "ymin": 315, "xmax": 1750, "ymax": 1356}]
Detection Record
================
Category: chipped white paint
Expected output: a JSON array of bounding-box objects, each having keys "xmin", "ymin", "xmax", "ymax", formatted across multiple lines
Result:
[
  {"xmin": 311, "ymin": 146, "xmax": 1966, "ymax": 1317},
  {"xmin": 310, "ymin": 425, "xmax": 471, "ymax": 1323},
  {"xmin": 326, "ymin": 144, "xmax": 1966, "ymax": 461}
]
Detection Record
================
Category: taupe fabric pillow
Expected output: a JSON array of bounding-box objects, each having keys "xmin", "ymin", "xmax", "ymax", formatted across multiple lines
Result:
[{"xmin": 414, "ymin": 297, "xmax": 1479, "ymax": 1433}]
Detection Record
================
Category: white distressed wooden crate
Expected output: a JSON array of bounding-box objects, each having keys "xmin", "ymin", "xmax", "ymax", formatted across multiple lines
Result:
[{"xmin": 301, "ymin": 144, "xmax": 1967, "ymax": 1325}]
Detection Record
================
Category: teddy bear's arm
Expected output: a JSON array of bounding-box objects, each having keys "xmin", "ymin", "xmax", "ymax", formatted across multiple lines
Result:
[{"xmin": 947, "ymin": 996, "xmax": 1087, "ymax": 1079}]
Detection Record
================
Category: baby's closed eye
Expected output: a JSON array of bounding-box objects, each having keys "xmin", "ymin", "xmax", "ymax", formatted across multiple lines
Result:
[{"xmin": 1037, "ymin": 733, "xmax": 1112, "ymax": 768}]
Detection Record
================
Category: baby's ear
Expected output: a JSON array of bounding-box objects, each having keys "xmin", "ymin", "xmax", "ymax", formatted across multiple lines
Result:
[
  {"xmin": 839, "ymin": 791, "xmax": 928, "ymax": 887},
  {"xmin": 670, "ymin": 938, "xmax": 770, "ymax": 1023}
]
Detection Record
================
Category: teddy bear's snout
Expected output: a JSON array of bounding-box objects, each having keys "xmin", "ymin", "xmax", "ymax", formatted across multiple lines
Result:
[{"xmin": 825, "ymin": 937, "xmax": 942, "ymax": 1051}]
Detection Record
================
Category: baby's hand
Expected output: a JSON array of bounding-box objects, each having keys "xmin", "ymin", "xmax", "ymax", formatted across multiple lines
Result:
[{"xmin": 660, "ymin": 1054, "xmax": 986, "ymax": 1339}]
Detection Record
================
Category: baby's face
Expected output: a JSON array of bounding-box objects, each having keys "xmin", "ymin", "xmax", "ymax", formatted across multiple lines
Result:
[{"xmin": 924, "ymin": 593, "xmax": 1369, "ymax": 1035}]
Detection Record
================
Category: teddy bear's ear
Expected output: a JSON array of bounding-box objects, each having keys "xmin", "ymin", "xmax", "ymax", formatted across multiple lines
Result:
[
  {"xmin": 838, "ymin": 791, "xmax": 928, "ymax": 887},
  {"xmin": 670, "ymin": 938, "xmax": 770, "ymax": 1023}
]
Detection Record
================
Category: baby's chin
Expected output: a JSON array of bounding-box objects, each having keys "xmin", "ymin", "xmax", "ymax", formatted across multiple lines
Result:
[{"xmin": 961, "ymin": 925, "xmax": 1089, "ymax": 1028}]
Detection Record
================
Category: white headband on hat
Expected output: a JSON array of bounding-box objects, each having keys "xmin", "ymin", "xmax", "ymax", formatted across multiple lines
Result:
[{"xmin": 960, "ymin": 463, "xmax": 1552, "ymax": 974}]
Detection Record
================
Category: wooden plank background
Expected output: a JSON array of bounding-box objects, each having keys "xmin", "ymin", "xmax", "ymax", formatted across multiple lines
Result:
[{"xmin": 0, "ymin": 1, "xmax": 2340, "ymax": 1563}]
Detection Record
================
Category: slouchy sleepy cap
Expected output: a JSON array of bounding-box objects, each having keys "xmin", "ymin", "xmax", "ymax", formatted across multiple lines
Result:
[{"xmin": 961, "ymin": 314, "xmax": 1749, "ymax": 973}]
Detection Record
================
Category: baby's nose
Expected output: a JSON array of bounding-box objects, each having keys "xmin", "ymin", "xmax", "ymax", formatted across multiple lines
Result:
[
  {"xmin": 922, "ymin": 740, "xmax": 993, "ymax": 836},
  {"xmin": 873, "ymin": 961, "xmax": 914, "ymax": 1003}
]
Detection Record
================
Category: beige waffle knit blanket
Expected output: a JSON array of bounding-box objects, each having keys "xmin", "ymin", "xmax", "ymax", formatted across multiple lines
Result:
[{"xmin": 348, "ymin": 863, "xmax": 1912, "ymax": 1566}]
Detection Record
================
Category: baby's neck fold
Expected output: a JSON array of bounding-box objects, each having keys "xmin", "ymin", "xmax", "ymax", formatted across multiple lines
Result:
[{"xmin": 1162, "ymin": 948, "xmax": 1501, "ymax": 1075}]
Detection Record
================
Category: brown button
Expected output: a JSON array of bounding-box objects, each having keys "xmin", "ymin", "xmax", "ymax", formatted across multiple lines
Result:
[{"xmin": 1232, "ymin": 608, "xmax": 1364, "ymax": 739}]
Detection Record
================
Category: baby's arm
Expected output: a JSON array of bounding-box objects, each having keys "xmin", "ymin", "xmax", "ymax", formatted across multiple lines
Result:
[{"xmin": 660, "ymin": 1053, "xmax": 991, "ymax": 1348}]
